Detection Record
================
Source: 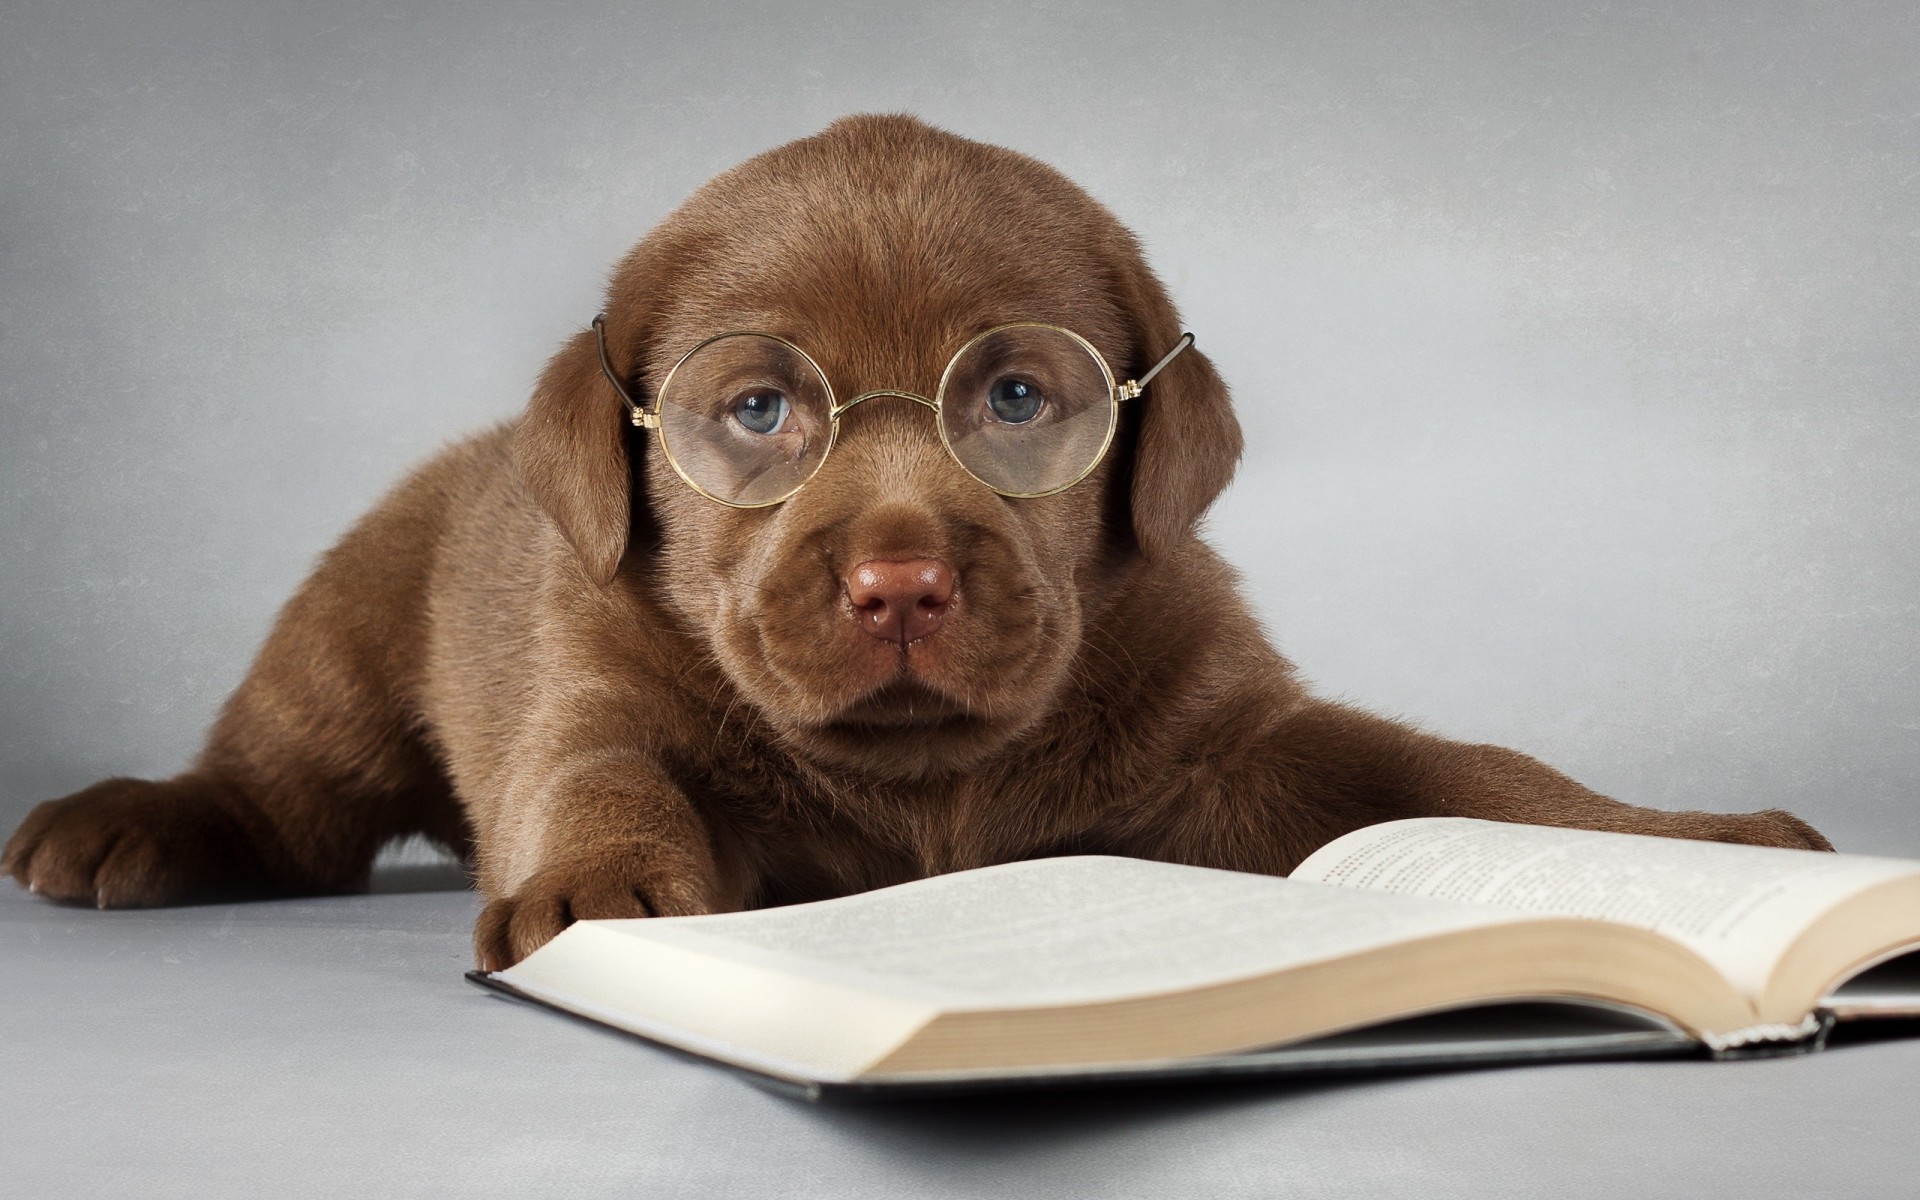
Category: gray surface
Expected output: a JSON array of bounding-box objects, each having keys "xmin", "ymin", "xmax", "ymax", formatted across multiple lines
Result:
[
  {"xmin": 6, "ymin": 872, "xmax": 1920, "ymax": 1198},
  {"xmin": 5, "ymin": 3, "xmax": 1920, "ymax": 1197}
]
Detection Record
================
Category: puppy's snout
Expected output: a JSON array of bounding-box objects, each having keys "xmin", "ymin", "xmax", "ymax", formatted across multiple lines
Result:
[{"xmin": 846, "ymin": 559, "xmax": 956, "ymax": 644}]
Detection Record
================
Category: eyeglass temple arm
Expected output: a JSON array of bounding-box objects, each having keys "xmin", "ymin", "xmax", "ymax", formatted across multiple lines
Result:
[
  {"xmin": 1119, "ymin": 332, "xmax": 1197, "ymax": 400},
  {"xmin": 592, "ymin": 313, "xmax": 658, "ymax": 428}
]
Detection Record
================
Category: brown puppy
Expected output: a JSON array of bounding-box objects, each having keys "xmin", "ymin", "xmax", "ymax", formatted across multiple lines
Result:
[{"xmin": 2, "ymin": 115, "xmax": 1830, "ymax": 969}]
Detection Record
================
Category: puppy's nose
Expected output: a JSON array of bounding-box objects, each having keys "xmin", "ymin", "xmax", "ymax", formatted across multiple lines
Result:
[{"xmin": 846, "ymin": 558, "xmax": 956, "ymax": 644}]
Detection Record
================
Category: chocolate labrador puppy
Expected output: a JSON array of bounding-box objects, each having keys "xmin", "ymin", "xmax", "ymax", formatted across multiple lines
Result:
[{"xmin": 3, "ymin": 115, "xmax": 1830, "ymax": 968}]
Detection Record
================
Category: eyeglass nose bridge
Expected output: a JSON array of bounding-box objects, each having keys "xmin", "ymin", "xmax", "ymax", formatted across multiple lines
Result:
[{"xmin": 830, "ymin": 389, "xmax": 940, "ymax": 421}]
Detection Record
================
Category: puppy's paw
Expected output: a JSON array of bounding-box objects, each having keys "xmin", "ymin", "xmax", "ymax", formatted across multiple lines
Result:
[
  {"xmin": 1676, "ymin": 808, "xmax": 1834, "ymax": 852},
  {"xmin": 2, "ymin": 777, "xmax": 272, "ymax": 907},
  {"xmin": 1651, "ymin": 806, "xmax": 1827, "ymax": 852},
  {"xmin": 474, "ymin": 857, "xmax": 713, "ymax": 970}
]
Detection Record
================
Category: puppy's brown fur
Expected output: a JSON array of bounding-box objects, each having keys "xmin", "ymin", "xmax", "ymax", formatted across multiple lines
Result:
[{"xmin": 3, "ymin": 116, "xmax": 1829, "ymax": 967}]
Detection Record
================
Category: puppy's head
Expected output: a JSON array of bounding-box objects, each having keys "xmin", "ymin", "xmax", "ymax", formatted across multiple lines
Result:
[{"xmin": 516, "ymin": 115, "xmax": 1241, "ymax": 778}]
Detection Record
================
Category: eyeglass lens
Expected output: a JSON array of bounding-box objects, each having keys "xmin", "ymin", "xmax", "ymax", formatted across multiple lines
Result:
[
  {"xmin": 937, "ymin": 326, "xmax": 1117, "ymax": 497},
  {"xmin": 655, "ymin": 333, "xmax": 836, "ymax": 506}
]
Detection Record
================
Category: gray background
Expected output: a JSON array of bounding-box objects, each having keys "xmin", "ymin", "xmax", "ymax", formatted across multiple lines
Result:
[
  {"xmin": 6, "ymin": 3, "xmax": 1920, "ymax": 1197},
  {"xmin": 4, "ymin": 1, "xmax": 1915, "ymax": 853}
]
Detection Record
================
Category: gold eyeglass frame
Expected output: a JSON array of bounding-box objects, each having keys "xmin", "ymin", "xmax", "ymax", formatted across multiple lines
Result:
[{"xmin": 591, "ymin": 313, "xmax": 1196, "ymax": 508}]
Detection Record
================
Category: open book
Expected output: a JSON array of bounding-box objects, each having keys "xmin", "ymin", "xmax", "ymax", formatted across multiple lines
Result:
[{"xmin": 470, "ymin": 818, "xmax": 1920, "ymax": 1097}]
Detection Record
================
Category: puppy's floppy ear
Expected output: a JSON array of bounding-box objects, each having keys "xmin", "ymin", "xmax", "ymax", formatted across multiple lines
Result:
[
  {"xmin": 1117, "ymin": 268, "xmax": 1244, "ymax": 561},
  {"xmin": 513, "ymin": 327, "xmax": 633, "ymax": 586}
]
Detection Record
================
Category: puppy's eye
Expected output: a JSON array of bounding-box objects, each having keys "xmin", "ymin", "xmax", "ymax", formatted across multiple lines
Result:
[
  {"xmin": 986, "ymin": 377, "xmax": 1044, "ymax": 425},
  {"xmin": 730, "ymin": 389, "xmax": 792, "ymax": 435}
]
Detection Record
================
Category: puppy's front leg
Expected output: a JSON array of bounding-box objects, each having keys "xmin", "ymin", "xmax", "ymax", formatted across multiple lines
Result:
[
  {"xmin": 1269, "ymin": 699, "xmax": 1833, "ymax": 855},
  {"xmin": 472, "ymin": 754, "xmax": 736, "ymax": 970}
]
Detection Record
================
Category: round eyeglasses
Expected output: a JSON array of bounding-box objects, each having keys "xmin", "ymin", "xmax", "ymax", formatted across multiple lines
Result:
[{"xmin": 593, "ymin": 314, "xmax": 1195, "ymax": 508}]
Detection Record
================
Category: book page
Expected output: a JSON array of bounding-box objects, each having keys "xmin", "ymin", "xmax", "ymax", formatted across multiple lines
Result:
[
  {"xmin": 609, "ymin": 856, "xmax": 1541, "ymax": 1009},
  {"xmin": 1293, "ymin": 818, "xmax": 1920, "ymax": 998}
]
